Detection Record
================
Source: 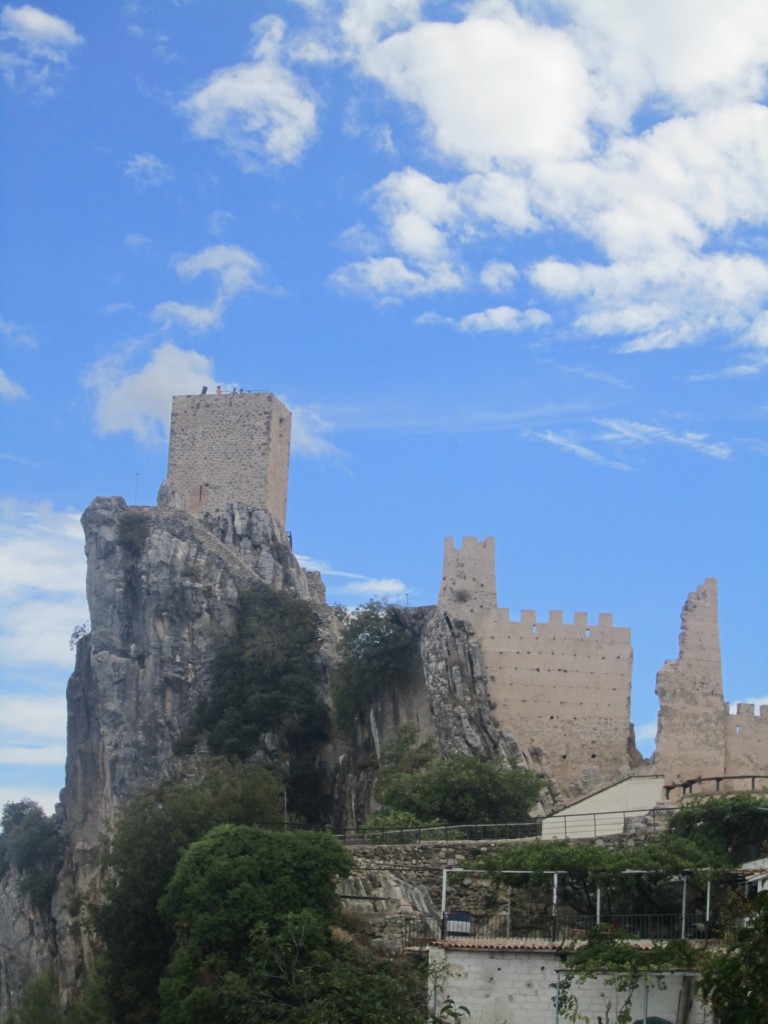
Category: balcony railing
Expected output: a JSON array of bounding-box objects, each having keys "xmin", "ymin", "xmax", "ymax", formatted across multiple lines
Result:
[{"xmin": 402, "ymin": 911, "xmax": 713, "ymax": 948}]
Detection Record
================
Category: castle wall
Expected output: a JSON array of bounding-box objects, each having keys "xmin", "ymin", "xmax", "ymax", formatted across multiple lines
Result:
[
  {"xmin": 159, "ymin": 392, "xmax": 291, "ymax": 527},
  {"xmin": 654, "ymin": 580, "xmax": 726, "ymax": 784},
  {"xmin": 724, "ymin": 704, "xmax": 768, "ymax": 778},
  {"xmin": 438, "ymin": 537, "xmax": 635, "ymax": 802}
]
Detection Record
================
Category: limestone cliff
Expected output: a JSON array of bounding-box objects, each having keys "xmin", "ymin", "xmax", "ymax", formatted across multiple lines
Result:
[
  {"xmin": 1, "ymin": 495, "xmax": 331, "ymax": 1014},
  {"xmin": 2, "ymin": 496, "xmax": 532, "ymax": 1015},
  {"xmin": 333, "ymin": 607, "xmax": 541, "ymax": 829}
]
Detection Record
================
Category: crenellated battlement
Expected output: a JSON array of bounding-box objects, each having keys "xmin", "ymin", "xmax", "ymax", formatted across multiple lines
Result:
[
  {"xmin": 438, "ymin": 535, "xmax": 497, "ymax": 613},
  {"xmin": 438, "ymin": 535, "xmax": 634, "ymax": 800}
]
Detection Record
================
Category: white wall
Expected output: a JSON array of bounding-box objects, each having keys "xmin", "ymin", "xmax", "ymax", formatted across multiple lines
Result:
[{"xmin": 429, "ymin": 945, "xmax": 712, "ymax": 1024}]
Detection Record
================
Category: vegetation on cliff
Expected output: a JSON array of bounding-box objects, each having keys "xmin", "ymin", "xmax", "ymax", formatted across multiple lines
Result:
[
  {"xmin": 177, "ymin": 582, "xmax": 331, "ymax": 821},
  {"xmin": 0, "ymin": 799, "xmax": 62, "ymax": 911},
  {"xmin": 364, "ymin": 727, "xmax": 543, "ymax": 833},
  {"xmin": 331, "ymin": 601, "xmax": 417, "ymax": 735}
]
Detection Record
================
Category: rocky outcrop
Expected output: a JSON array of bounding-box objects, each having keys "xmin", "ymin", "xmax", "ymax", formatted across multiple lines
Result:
[
  {"xmin": 333, "ymin": 607, "xmax": 544, "ymax": 828},
  {"xmin": 1, "ymin": 495, "xmax": 329, "ymax": 1015},
  {"xmin": 0, "ymin": 496, "xmax": 546, "ymax": 1016}
]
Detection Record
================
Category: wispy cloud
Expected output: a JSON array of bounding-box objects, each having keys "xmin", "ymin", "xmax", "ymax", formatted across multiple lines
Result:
[
  {"xmin": 0, "ymin": 4, "xmax": 83, "ymax": 93},
  {"xmin": 547, "ymin": 361, "xmax": 629, "ymax": 389},
  {"xmin": 0, "ymin": 368, "xmax": 27, "ymax": 399},
  {"xmin": 522, "ymin": 429, "xmax": 630, "ymax": 471},
  {"xmin": 153, "ymin": 245, "xmax": 262, "ymax": 332},
  {"xmin": 598, "ymin": 419, "xmax": 732, "ymax": 460},
  {"xmin": 124, "ymin": 152, "xmax": 173, "ymax": 187},
  {"xmin": 295, "ymin": 554, "xmax": 408, "ymax": 602},
  {"xmin": 0, "ymin": 314, "xmax": 36, "ymax": 348}
]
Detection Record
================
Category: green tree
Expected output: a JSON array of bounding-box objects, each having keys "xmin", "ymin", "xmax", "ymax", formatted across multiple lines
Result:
[
  {"xmin": 5, "ymin": 971, "xmax": 64, "ymax": 1024},
  {"xmin": 699, "ymin": 892, "xmax": 768, "ymax": 1024},
  {"xmin": 94, "ymin": 760, "xmax": 283, "ymax": 1024},
  {"xmin": 185, "ymin": 582, "xmax": 330, "ymax": 820},
  {"xmin": 484, "ymin": 834, "xmax": 725, "ymax": 917},
  {"xmin": 332, "ymin": 601, "xmax": 417, "ymax": 734},
  {"xmin": 0, "ymin": 800, "xmax": 62, "ymax": 910},
  {"xmin": 157, "ymin": 825, "xmax": 428, "ymax": 1024},
  {"xmin": 377, "ymin": 755, "xmax": 543, "ymax": 827},
  {"xmin": 667, "ymin": 793, "xmax": 768, "ymax": 863}
]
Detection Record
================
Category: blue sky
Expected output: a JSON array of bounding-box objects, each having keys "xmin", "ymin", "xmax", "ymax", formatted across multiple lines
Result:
[{"xmin": 1, "ymin": 0, "xmax": 766, "ymax": 814}]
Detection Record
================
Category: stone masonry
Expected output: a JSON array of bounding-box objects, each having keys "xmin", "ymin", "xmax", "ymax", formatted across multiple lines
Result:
[
  {"xmin": 439, "ymin": 537, "xmax": 635, "ymax": 802},
  {"xmin": 655, "ymin": 579, "xmax": 725, "ymax": 784},
  {"xmin": 158, "ymin": 391, "xmax": 291, "ymax": 527}
]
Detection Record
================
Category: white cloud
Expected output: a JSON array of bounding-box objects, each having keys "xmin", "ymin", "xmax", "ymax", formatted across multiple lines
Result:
[
  {"xmin": 522, "ymin": 428, "xmax": 630, "ymax": 471},
  {"xmin": 83, "ymin": 342, "xmax": 214, "ymax": 443},
  {"xmin": 331, "ymin": 3, "xmax": 768, "ymax": 354},
  {"xmin": 287, "ymin": 403, "xmax": 343, "ymax": 460},
  {"xmin": 480, "ymin": 261, "xmax": 518, "ymax": 293},
  {"xmin": 124, "ymin": 153, "xmax": 173, "ymax": 187},
  {"xmin": 0, "ymin": 4, "xmax": 82, "ymax": 92},
  {"xmin": 0, "ymin": 502, "xmax": 87, "ymax": 672},
  {"xmin": 153, "ymin": 244, "xmax": 262, "ymax": 332},
  {"xmin": 363, "ymin": 8, "xmax": 593, "ymax": 170},
  {"xmin": 331, "ymin": 255, "xmax": 462, "ymax": 299},
  {"xmin": 598, "ymin": 418, "xmax": 732, "ymax": 459},
  {"xmin": 416, "ymin": 306, "xmax": 550, "ymax": 333},
  {"xmin": 338, "ymin": 577, "xmax": 407, "ymax": 597},
  {"xmin": 125, "ymin": 233, "xmax": 150, "ymax": 248},
  {"xmin": 179, "ymin": 15, "xmax": 317, "ymax": 170},
  {"xmin": 458, "ymin": 306, "xmax": 550, "ymax": 333},
  {"xmin": 0, "ymin": 368, "xmax": 26, "ymax": 398}
]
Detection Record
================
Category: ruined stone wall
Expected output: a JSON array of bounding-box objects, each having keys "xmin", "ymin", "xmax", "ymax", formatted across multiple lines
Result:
[
  {"xmin": 655, "ymin": 580, "xmax": 726, "ymax": 784},
  {"xmin": 159, "ymin": 392, "xmax": 291, "ymax": 527},
  {"xmin": 438, "ymin": 537, "xmax": 635, "ymax": 803}
]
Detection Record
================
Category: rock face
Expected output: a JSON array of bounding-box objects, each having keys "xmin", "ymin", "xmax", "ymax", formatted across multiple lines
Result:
[
  {"xmin": 0, "ymin": 496, "xmax": 540, "ymax": 1016},
  {"xmin": 1, "ymin": 495, "xmax": 330, "ymax": 1014},
  {"xmin": 333, "ymin": 606, "xmax": 542, "ymax": 829}
]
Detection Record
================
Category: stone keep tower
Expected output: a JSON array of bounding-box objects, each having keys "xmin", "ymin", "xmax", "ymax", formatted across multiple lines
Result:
[{"xmin": 158, "ymin": 391, "xmax": 291, "ymax": 527}]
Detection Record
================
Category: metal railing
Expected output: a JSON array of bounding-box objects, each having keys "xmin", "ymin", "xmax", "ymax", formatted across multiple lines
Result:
[
  {"xmin": 402, "ymin": 911, "xmax": 714, "ymax": 948},
  {"xmin": 336, "ymin": 808, "xmax": 673, "ymax": 846}
]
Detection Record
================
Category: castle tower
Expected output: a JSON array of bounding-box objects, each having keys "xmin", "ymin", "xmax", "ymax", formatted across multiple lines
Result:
[
  {"xmin": 438, "ymin": 536, "xmax": 498, "ymax": 616},
  {"xmin": 158, "ymin": 391, "xmax": 291, "ymax": 527}
]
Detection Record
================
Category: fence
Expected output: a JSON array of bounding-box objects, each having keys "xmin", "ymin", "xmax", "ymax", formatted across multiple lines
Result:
[
  {"xmin": 335, "ymin": 807, "xmax": 674, "ymax": 846},
  {"xmin": 402, "ymin": 911, "xmax": 713, "ymax": 948}
]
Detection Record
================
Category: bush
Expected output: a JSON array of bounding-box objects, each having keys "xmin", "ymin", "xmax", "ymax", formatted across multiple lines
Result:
[
  {"xmin": 377, "ymin": 756, "xmax": 543, "ymax": 827},
  {"xmin": 116, "ymin": 510, "xmax": 150, "ymax": 558}
]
